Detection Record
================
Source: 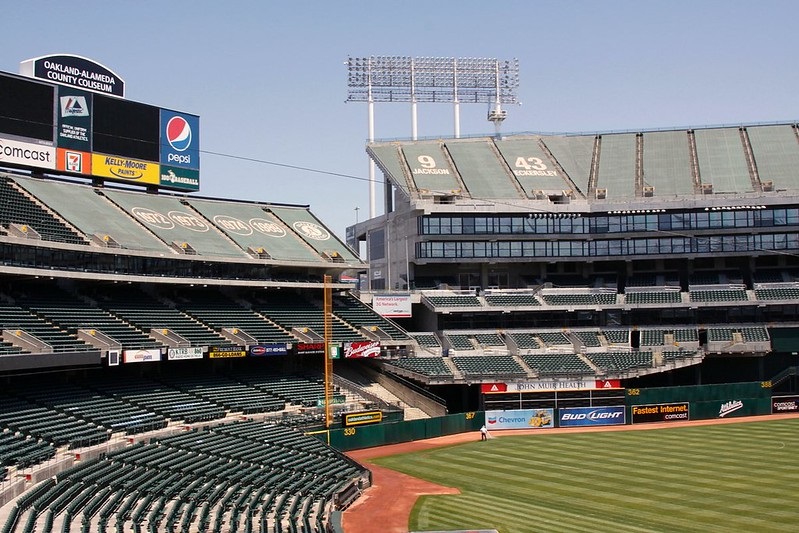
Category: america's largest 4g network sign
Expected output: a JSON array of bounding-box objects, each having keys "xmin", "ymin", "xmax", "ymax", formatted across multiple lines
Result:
[{"xmin": 0, "ymin": 54, "xmax": 200, "ymax": 192}]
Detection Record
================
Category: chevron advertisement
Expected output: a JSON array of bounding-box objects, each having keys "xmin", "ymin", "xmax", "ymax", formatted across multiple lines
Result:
[
  {"xmin": 558, "ymin": 406, "xmax": 625, "ymax": 427},
  {"xmin": 485, "ymin": 409, "xmax": 554, "ymax": 430}
]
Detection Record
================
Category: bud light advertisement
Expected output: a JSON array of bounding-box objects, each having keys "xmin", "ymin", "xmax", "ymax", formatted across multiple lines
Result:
[
  {"xmin": 558, "ymin": 406, "xmax": 626, "ymax": 427},
  {"xmin": 160, "ymin": 110, "xmax": 199, "ymax": 170}
]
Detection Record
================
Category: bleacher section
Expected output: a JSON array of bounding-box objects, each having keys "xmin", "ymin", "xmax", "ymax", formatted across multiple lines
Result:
[
  {"xmin": 16, "ymin": 381, "xmax": 168, "ymax": 435},
  {"xmin": 573, "ymin": 331, "xmax": 602, "ymax": 348},
  {"xmin": 445, "ymin": 140, "xmax": 522, "ymax": 198},
  {"xmin": 521, "ymin": 354, "xmax": 593, "ymax": 375},
  {"xmin": 332, "ymin": 294, "xmax": 410, "ymax": 341},
  {"xmin": 0, "ymin": 420, "xmax": 365, "ymax": 533},
  {"xmin": 90, "ymin": 375, "xmax": 226, "ymax": 424},
  {"xmin": 159, "ymin": 373, "xmax": 286, "ymax": 415},
  {"xmin": 536, "ymin": 332, "xmax": 572, "ymax": 347},
  {"xmin": 641, "ymin": 131, "xmax": 695, "ymax": 196},
  {"xmin": 445, "ymin": 333, "xmax": 474, "ymax": 351},
  {"xmin": 0, "ymin": 176, "xmax": 87, "ymax": 245},
  {"xmin": 689, "ymin": 288, "xmax": 749, "ymax": 303},
  {"xmin": 484, "ymin": 292, "xmax": 540, "ymax": 307},
  {"xmin": 227, "ymin": 372, "xmax": 329, "ymax": 408},
  {"xmin": 0, "ymin": 393, "xmax": 109, "ymax": 449},
  {"xmin": 625, "ymin": 289, "xmax": 682, "ymax": 305},
  {"xmin": 186, "ymin": 197, "xmax": 330, "ymax": 263},
  {"xmin": 473, "ymin": 333, "xmax": 506, "ymax": 348},
  {"xmin": 586, "ymin": 351, "xmax": 653, "ymax": 373},
  {"xmin": 14, "ymin": 177, "xmax": 171, "ymax": 252},
  {"xmin": 602, "ymin": 330, "xmax": 631, "ymax": 346},
  {"xmin": 386, "ymin": 356, "xmax": 454, "ymax": 378},
  {"xmin": 253, "ymin": 291, "xmax": 364, "ymax": 342},
  {"xmin": 102, "ymin": 189, "xmax": 250, "ymax": 258},
  {"xmin": 0, "ymin": 302, "xmax": 92, "ymax": 353},
  {"xmin": 96, "ymin": 286, "xmax": 233, "ymax": 348},
  {"xmin": 694, "ymin": 128, "xmax": 754, "ymax": 193},
  {"xmin": 494, "ymin": 137, "xmax": 571, "ymax": 194},
  {"xmin": 423, "ymin": 292, "xmax": 481, "ymax": 308},
  {"xmin": 175, "ymin": 289, "xmax": 296, "ymax": 345},
  {"xmin": 541, "ymin": 290, "xmax": 616, "ymax": 307},
  {"xmin": 506, "ymin": 332, "xmax": 542, "ymax": 350},
  {"xmin": 596, "ymin": 133, "xmax": 637, "ymax": 200},
  {"xmin": 400, "ymin": 143, "xmax": 461, "ymax": 195},
  {"xmin": 409, "ymin": 332, "xmax": 441, "ymax": 349},
  {"xmin": 269, "ymin": 206, "xmax": 360, "ymax": 263},
  {"xmin": 12, "ymin": 283, "xmax": 161, "ymax": 350},
  {"xmin": 754, "ymin": 286, "xmax": 799, "ymax": 301},
  {"xmin": 451, "ymin": 355, "xmax": 526, "ymax": 377}
]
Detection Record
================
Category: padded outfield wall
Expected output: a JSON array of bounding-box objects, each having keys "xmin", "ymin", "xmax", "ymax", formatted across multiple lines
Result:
[
  {"xmin": 317, "ymin": 382, "xmax": 777, "ymax": 451},
  {"xmin": 314, "ymin": 412, "xmax": 482, "ymax": 452},
  {"xmin": 626, "ymin": 381, "xmax": 773, "ymax": 421}
]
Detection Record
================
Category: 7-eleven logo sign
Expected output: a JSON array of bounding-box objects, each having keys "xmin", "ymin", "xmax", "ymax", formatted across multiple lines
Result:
[
  {"xmin": 66, "ymin": 151, "xmax": 82, "ymax": 172},
  {"xmin": 56, "ymin": 148, "xmax": 91, "ymax": 175}
]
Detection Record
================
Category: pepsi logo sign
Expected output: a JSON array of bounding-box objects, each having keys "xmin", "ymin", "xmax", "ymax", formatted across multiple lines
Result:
[{"xmin": 166, "ymin": 116, "xmax": 192, "ymax": 152}]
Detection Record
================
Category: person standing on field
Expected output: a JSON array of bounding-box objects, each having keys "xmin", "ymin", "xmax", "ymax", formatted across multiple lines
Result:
[{"xmin": 480, "ymin": 425, "xmax": 488, "ymax": 441}]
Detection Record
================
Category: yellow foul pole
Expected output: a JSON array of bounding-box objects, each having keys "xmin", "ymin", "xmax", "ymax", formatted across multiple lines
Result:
[{"xmin": 323, "ymin": 274, "xmax": 333, "ymax": 428}]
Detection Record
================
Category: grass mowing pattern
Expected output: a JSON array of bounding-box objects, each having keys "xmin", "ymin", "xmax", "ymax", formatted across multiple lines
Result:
[{"xmin": 373, "ymin": 418, "xmax": 799, "ymax": 533}]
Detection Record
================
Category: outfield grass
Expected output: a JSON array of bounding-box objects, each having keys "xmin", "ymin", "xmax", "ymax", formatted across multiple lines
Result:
[{"xmin": 373, "ymin": 418, "xmax": 799, "ymax": 533}]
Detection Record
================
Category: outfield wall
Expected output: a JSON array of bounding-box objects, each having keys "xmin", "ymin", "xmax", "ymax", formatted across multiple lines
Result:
[
  {"xmin": 317, "ymin": 382, "xmax": 779, "ymax": 451},
  {"xmin": 316, "ymin": 412, "xmax": 482, "ymax": 451},
  {"xmin": 626, "ymin": 381, "xmax": 772, "ymax": 422}
]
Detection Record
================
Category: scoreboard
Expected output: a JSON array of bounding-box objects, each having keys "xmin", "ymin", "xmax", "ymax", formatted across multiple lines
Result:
[{"xmin": 0, "ymin": 68, "xmax": 199, "ymax": 192}]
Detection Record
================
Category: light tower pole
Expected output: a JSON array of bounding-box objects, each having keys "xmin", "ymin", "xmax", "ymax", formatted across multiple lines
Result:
[{"xmin": 347, "ymin": 56, "xmax": 520, "ymax": 219}]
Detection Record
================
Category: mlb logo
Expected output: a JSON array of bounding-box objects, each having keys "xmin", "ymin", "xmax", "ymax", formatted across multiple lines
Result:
[
  {"xmin": 66, "ymin": 151, "xmax": 82, "ymax": 172},
  {"xmin": 60, "ymin": 96, "xmax": 89, "ymax": 117}
]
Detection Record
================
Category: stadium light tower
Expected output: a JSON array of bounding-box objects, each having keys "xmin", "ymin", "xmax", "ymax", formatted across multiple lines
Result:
[{"xmin": 347, "ymin": 56, "xmax": 520, "ymax": 218}]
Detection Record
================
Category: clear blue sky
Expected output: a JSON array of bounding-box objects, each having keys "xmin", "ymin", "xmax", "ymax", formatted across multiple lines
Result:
[{"xmin": 5, "ymin": 1, "xmax": 798, "ymax": 238}]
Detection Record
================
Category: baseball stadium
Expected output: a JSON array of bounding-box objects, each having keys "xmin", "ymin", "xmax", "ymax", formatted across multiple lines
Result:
[{"xmin": 0, "ymin": 53, "xmax": 798, "ymax": 533}]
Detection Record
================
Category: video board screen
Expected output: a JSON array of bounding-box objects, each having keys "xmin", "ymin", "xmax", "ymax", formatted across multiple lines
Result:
[
  {"xmin": 0, "ymin": 70, "xmax": 199, "ymax": 192},
  {"xmin": 92, "ymin": 95, "xmax": 159, "ymax": 162},
  {"xmin": 0, "ymin": 74, "xmax": 54, "ymax": 141}
]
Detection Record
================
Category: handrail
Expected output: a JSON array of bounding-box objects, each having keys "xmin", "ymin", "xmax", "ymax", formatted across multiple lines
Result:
[{"xmin": 770, "ymin": 366, "xmax": 798, "ymax": 387}]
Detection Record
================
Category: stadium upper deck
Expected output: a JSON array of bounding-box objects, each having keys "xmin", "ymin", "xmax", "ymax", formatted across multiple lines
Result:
[
  {"xmin": 0, "ymin": 171, "xmax": 362, "ymax": 285},
  {"xmin": 353, "ymin": 122, "xmax": 799, "ymax": 291},
  {"xmin": 368, "ymin": 123, "xmax": 799, "ymax": 202}
]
